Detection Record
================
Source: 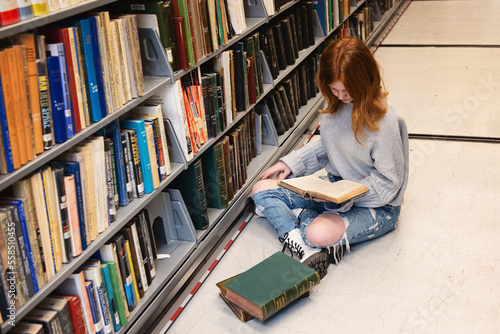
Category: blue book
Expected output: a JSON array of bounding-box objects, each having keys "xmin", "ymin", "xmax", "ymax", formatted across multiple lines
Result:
[
  {"xmin": 47, "ymin": 43, "xmax": 74, "ymax": 139},
  {"xmin": 102, "ymin": 120, "xmax": 129, "ymax": 206},
  {"xmin": 82, "ymin": 261, "xmax": 113, "ymax": 334},
  {"xmin": 120, "ymin": 119, "xmax": 153, "ymax": 194},
  {"xmin": 52, "ymin": 160, "xmax": 88, "ymax": 250},
  {"xmin": 46, "ymin": 56, "xmax": 68, "ymax": 143},
  {"xmin": 110, "ymin": 234, "xmax": 136, "ymax": 310},
  {"xmin": 0, "ymin": 73, "xmax": 14, "ymax": 173},
  {"xmin": 85, "ymin": 280, "xmax": 104, "ymax": 334},
  {"xmin": 74, "ymin": 18, "xmax": 102, "ymax": 123},
  {"xmin": 0, "ymin": 198, "xmax": 38, "ymax": 293},
  {"xmin": 313, "ymin": 0, "xmax": 328, "ymax": 36},
  {"xmin": 88, "ymin": 16, "xmax": 108, "ymax": 118},
  {"xmin": 17, "ymin": 0, "xmax": 33, "ymax": 21},
  {"xmin": 100, "ymin": 262, "xmax": 121, "ymax": 332}
]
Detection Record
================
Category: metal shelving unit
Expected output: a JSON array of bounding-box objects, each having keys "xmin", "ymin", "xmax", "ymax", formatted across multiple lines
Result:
[{"xmin": 0, "ymin": 0, "xmax": 405, "ymax": 332}]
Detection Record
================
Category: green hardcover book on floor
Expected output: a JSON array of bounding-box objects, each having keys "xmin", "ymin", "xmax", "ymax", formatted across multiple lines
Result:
[{"xmin": 218, "ymin": 252, "xmax": 320, "ymax": 322}]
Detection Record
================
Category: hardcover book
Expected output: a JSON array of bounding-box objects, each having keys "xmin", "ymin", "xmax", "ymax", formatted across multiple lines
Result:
[
  {"xmin": 278, "ymin": 176, "xmax": 369, "ymax": 203},
  {"xmin": 217, "ymin": 252, "xmax": 320, "ymax": 321}
]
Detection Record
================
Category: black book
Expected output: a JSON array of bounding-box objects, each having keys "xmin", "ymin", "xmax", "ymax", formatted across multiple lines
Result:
[
  {"xmin": 214, "ymin": 71, "xmax": 226, "ymax": 130},
  {"xmin": 273, "ymin": 90, "xmax": 291, "ymax": 131},
  {"xmin": 272, "ymin": 23, "xmax": 287, "ymax": 71},
  {"xmin": 137, "ymin": 210, "xmax": 156, "ymax": 282},
  {"xmin": 232, "ymin": 43, "xmax": 247, "ymax": 112},
  {"xmin": 308, "ymin": 56, "xmax": 318, "ymax": 98},
  {"xmin": 103, "ymin": 138, "xmax": 117, "ymax": 222},
  {"xmin": 110, "ymin": 233, "xmax": 136, "ymax": 311},
  {"xmin": 141, "ymin": 209, "xmax": 158, "ymax": 261},
  {"xmin": 277, "ymin": 85, "xmax": 295, "ymax": 126},
  {"xmin": 293, "ymin": 7, "xmax": 303, "ymax": 52},
  {"xmin": 305, "ymin": 1, "xmax": 316, "ymax": 46},
  {"xmin": 299, "ymin": 5, "xmax": 310, "ymax": 49},
  {"xmin": 264, "ymin": 28, "xmax": 280, "ymax": 79},
  {"xmin": 201, "ymin": 75, "xmax": 216, "ymax": 138},
  {"xmin": 265, "ymin": 95, "xmax": 285, "ymax": 135},
  {"xmin": 299, "ymin": 63, "xmax": 310, "ymax": 106},
  {"xmin": 108, "ymin": 136, "xmax": 120, "ymax": 208},
  {"xmin": 280, "ymin": 18, "xmax": 296, "ymax": 66},
  {"xmin": 121, "ymin": 131, "xmax": 136, "ymax": 200},
  {"xmin": 282, "ymin": 78, "xmax": 299, "ymax": 118},
  {"xmin": 122, "ymin": 129, "xmax": 145, "ymax": 198},
  {"xmin": 52, "ymin": 166, "xmax": 72, "ymax": 263},
  {"xmin": 252, "ymin": 32, "xmax": 264, "ymax": 95},
  {"xmin": 287, "ymin": 13, "xmax": 299, "ymax": 59}
]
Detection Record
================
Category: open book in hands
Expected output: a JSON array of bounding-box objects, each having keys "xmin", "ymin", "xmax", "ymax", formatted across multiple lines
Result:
[{"xmin": 278, "ymin": 175, "xmax": 368, "ymax": 204}]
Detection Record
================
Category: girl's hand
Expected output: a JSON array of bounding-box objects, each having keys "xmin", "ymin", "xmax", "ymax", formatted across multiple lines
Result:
[{"xmin": 260, "ymin": 162, "xmax": 292, "ymax": 180}]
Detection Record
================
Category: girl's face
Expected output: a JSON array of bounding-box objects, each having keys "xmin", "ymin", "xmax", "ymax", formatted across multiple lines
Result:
[{"xmin": 329, "ymin": 81, "xmax": 353, "ymax": 103}]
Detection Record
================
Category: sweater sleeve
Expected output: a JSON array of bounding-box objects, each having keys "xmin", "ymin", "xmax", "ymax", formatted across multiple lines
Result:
[{"xmin": 279, "ymin": 139, "xmax": 329, "ymax": 177}]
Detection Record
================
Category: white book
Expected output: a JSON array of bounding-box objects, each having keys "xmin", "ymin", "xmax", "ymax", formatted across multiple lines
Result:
[
  {"xmin": 89, "ymin": 136, "xmax": 108, "ymax": 233},
  {"xmin": 47, "ymin": 0, "xmax": 59, "ymax": 12},
  {"xmin": 220, "ymin": 51, "xmax": 233, "ymax": 125},
  {"xmin": 58, "ymin": 273, "xmax": 95, "ymax": 334},
  {"xmin": 147, "ymin": 81, "xmax": 194, "ymax": 162}
]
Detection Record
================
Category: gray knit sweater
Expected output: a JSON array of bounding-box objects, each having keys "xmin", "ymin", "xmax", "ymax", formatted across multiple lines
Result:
[{"xmin": 280, "ymin": 101, "xmax": 409, "ymax": 208}]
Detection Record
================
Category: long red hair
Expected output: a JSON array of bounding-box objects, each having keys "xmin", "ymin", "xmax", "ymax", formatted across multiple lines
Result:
[{"xmin": 316, "ymin": 36, "xmax": 388, "ymax": 144}]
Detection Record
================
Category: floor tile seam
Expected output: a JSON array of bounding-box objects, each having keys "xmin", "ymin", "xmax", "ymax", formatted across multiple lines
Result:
[{"xmin": 409, "ymin": 134, "xmax": 500, "ymax": 143}]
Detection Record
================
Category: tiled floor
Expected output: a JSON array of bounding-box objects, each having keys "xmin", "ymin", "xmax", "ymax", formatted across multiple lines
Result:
[{"xmin": 159, "ymin": 1, "xmax": 500, "ymax": 333}]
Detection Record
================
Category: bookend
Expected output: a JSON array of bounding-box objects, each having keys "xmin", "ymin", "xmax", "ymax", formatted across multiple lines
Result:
[
  {"xmin": 145, "ymin": 191, "xmax": 197, "ymax": 259},
  {"xmin": 165, "ymin": 119, "xmax": 189, "ymax": 168},
  {"xmin": 244, "ymin": 0, "xmax": 268, "ymax": 20},
  {"xmin": 138, "ymin": 28, "xmax": 174, "ymax": 82},
  {"xmin": 313, "ymin": 10, "xmax": 325, "ymax": 38},
  {"xmin": 259, "ymin": 50, "xmax": 274, "ymax": 86},
  {"xmin": 255, "ymin": 104, "xmax": 279, "ymax": 146}
]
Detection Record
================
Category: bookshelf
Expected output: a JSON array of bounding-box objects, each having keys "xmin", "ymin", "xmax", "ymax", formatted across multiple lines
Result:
[{"xmin": 0, "ymin": 0, "xmax": 408, "ymax": 332}]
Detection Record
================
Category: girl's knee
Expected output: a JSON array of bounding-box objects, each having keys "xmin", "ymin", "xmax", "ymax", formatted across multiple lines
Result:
[
  {"xmin": 306, "ymin": 214, "xmax": 346, "ymax": 247},
  {"xmin": 252, "ymin": 179, "xmax": 279, "ymax": 195}
]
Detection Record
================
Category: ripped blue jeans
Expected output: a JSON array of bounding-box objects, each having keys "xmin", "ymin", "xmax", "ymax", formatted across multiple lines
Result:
[{"xmin": 252, "ymin": 185, "xmax": 401, "ymax": 250}]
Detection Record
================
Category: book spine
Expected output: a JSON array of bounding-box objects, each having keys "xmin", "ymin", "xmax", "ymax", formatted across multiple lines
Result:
[
  {"xmin": 104, "ymin": 138, "xmax": 117, "ymax": 222},
  {"xmin": 113, "ymin": 235, "xmax": 136, "ymax": 311},
  {"xmin": 128, "ymin": 221, "xmax": 149, "ymax": 293},
  {"xmin": 0, "ymin": 72, "xmax": 14, "ymax": 173},
  {"xmin": 127, "ymin": 130, "xmax": 144, "ymax": 198},
  {"xmin": 52, "ymin": 166, "xmax": 72, "ymax": 264},
  {"xmin": 0, "ymin": 0, "xmax": 20, "ymax": 26},
  {"xmin": 138, "ymin": 210, "xmax": 156, "ymax": 279},
  {"xmin": 31, "ymin": 0, "xmax": 49, "ymax": 16},
  {"xmin": 121, "ymin": 131, "xmax": 136, "ymax": 200},
  {"xmin": 46, "ymin": 56, "xmax": 67, "ymax": 143},
  {"xmin": 145, "ymin": 123, "xmax": 160, "ymax": 189},
  {"xmin": 100, "ymin": 263, "xmax": 121, "ymax": 331}
]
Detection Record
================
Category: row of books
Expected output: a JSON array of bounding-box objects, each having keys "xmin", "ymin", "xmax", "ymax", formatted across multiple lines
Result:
[
  {"xmin": 170, "ymin": 111, "xmax": 257, "ymax": 230},
  {"xmin": 0, "ymin": 107, "xmax": 172, "ymax": 310},
  {"xmin": 260, "ymin": 2, "xmax": 317, "ymax": 81},
  {"xmin": 146, "ymin": 29, "xmax": 264, "ymax": 164},
  {"xmin": 0, "ymin": 0, "xmax": 88, "ymax": 27},
  {"xmin": 0, "ymin": 11, "xmax": 146, "ymax": 175},
  {"xmin": 315, "ymin": 0, "xmax": 357, "ymax": 35},
  {"xmin": 10, "ymin": 208, "xmax": 158, "ymax": 333},
  {"xmin": 108, "ymin": 0, "xmax": 247, "ymax": 72},
  {"xmin": 261, "ymin": 52, "xmax": 320, "ymax": 136}
]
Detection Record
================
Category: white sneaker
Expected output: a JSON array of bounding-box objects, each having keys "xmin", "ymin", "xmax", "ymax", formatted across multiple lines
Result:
[{"xmin": 280, "ymin": 229, "xmax": 329, "ymax": 279}]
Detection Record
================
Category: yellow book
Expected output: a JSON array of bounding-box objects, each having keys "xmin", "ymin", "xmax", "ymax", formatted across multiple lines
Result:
[
  {"xmin": 30, "ymin": 171, "xmax": 56, "ymax": 280},
  {"xmin": 79, "ymin": 141, "xmax": 98, "ymax": 241},
  {"xmin": 31, "ymin": 0, "xmax": 50, "ymax": 16},
  {"xmin": 42, "ymin": 166, "xmax": 63, "ymax": 272},
  {"xmin": 125, "ymin": 240, "xmax": 140, "ymax": 303},
  {"xmin": 145, "ymin": 124, "xmax": 160, "ymax": 189}
]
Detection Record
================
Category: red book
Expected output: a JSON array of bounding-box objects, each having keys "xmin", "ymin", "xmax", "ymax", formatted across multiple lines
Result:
[
  {"xmin": 0, "ymin": 1, "xmax": 20, "ymax": 26},
  {"xmin": 174, "ymin": 16, "xmax": 189, "ymax": 70},
  {"xmin": 52, "ymin": 295, "xmax": 87, "ymax": 334}
]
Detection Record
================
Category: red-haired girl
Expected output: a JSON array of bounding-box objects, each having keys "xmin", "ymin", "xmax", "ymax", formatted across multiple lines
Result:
[{"xmin": 252, "ymin": 36, "xmax": 409, "ymax": 278}]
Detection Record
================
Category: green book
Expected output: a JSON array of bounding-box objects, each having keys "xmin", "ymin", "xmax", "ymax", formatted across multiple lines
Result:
[
  {"xmin": 219, "ymin": 252, "xmax": 320, "ymax": 321},
  {"xmin": 102, "ymin": 261, "xmax": 128, "ymax": 326},
  {"xmin": 170, "ymin": 159, "xmax": 209, "ymax": 230},
  {"xmin": 201, "ymin": 141, "xmax": 228, "ymax": 209}
]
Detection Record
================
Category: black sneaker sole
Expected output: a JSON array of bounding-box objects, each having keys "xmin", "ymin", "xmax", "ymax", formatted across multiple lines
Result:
[{"xmin": 303, "ymin": 250, "xmax": 329, "ymax": 279}]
